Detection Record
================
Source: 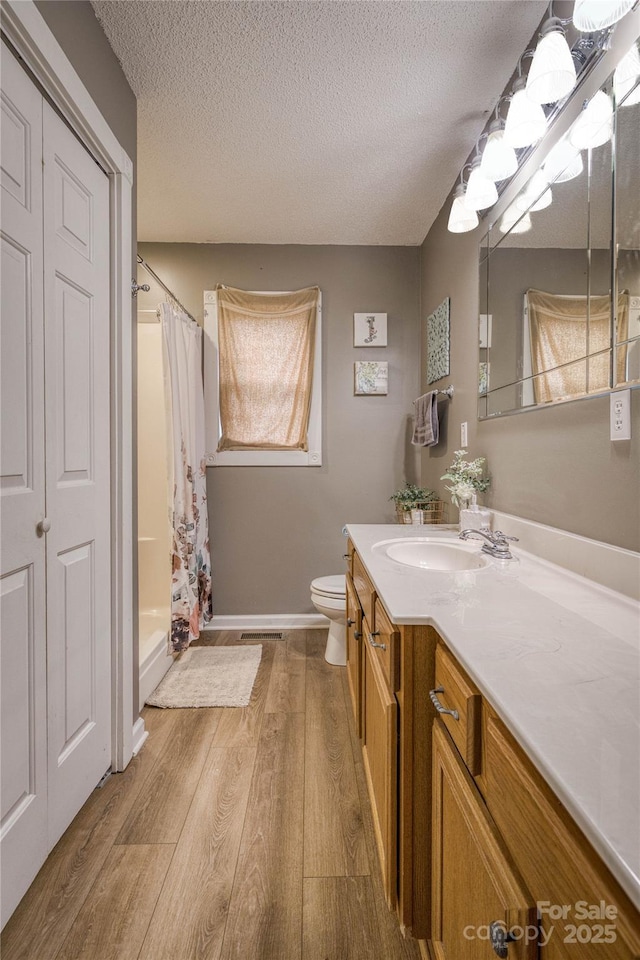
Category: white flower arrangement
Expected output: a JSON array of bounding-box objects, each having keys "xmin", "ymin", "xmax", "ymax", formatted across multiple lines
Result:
[{"xmin": 440, "ymin": 449, "xmax": 490, "ymax": 507}]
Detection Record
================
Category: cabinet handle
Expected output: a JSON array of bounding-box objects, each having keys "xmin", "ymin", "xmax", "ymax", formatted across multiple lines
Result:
[
  {"xmin": 429, "ymin": 686, "xmax": 459, "ymax": 721},
  {"xmin": 347, "ymin": 618, "xmax": 355, "ymax": 626},
  {"xmin": 354, "ymin": 631, "xmax": 362, "ymax": 639},
  {"xmin": 343, "ymin": 553, "xmax": 350, "ymax": 560},
  {"xmin": 489, "ymin": 921, "xmax": 516, "ymax": 958},
  {"xmin": 36, "ymin": 517, "xmax": 51, "ymax": 535},
  {"xmin": 367, "ymin": 631, "xmax": 386, "ymax": 651}
]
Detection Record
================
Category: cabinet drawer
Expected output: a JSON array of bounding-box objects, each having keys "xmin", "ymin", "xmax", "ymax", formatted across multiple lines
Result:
[
  {"xmin": 363, "ymin": 599, "xmax": 400, "ymax": 692},
  {"xmin": 352, "ymin": 552, "xmax": 376, "ymax": 627},
  {"xmin": 432, "ymin": 645, "xmax": 481, "ymax": 775}
]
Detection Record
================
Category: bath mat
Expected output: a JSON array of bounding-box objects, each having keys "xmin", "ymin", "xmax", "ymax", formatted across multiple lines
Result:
[{"xmin": 146, "ymin": 645, "xmax": 262, "ymax": 708}]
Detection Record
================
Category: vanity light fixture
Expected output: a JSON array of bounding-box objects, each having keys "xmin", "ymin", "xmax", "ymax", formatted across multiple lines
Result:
[
  {"xmin": 572, "ymin": 0, "xmax": 636, "ymax": 32},
  {"xmin": 464, "ymin": 155, "xmax": 499, "ymax": 211},
  {"xmin": 498, "ymin": 204, "xmax": 532, "ymax": 234},
  {"xmin": 447, "ymin": 181, "xmax": 479, "ymax": 233},
  {"xmin": 504, "ymin": 74, "xmax": 548, "ymax": 148},
  {"xmin": 516, "ymin": 170, "xmax": 553, "ymax": 211},
  {"xmin": 526, "ymin": 16, "xmax": 577, "ymax": 105},
  {"xmin": 569, "ymin": 89, "xmax": 614, "ymax": 148},
  {"xmin": 480, "ymin": 117, "xmax": 519, "ymax": 181},
  {"xmin": 614, "ymin": 42, "xmax": 640, "ymax": 105},
  {"xmin": 542, "ymin": 137, "xmax": 584, "ymax": 182}
]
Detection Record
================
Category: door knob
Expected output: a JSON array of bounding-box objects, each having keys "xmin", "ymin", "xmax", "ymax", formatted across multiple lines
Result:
[{"xmin": 37, "ymin": 518, "xmax": 51, "ymax": 535}]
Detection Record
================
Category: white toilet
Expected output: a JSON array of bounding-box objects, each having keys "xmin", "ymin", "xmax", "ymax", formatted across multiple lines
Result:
[{"xmin": 310, "ymin": 574, "xmax": 347, "ymax": 666}]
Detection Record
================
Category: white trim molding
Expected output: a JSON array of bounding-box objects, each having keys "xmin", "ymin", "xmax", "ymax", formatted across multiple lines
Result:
[
  {"xmin": 1, "ymin": 0, "xmax": 138, "ymax": 770},
  {"xmin": 205, "ymin": 614, "xmax": 329, "ymax": 631},
  {"xmin": 131, "ymin": 718, "xmax": 149, "ymax": 757}
]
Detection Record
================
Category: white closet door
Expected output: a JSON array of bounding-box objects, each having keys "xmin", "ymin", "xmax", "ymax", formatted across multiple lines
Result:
[
  {"xmin": 42, "ymin": 102, "xmax": 112, "ymax": 847},
  {"xmin": 0, "ymin": 49, "xmax": 48, "ymax": 925}
]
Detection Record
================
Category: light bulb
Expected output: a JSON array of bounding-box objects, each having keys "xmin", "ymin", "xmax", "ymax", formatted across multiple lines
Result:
[
  {"xmin": 543, "ymin": 139, "xmax": 584, "ymax": 183},
  {"xmin": 516, "ymin": 171, "xmax": 553, "ymax": 212},
  {"xmin": 573, "ymin": 0, "xmax": 635, "ymax": 31},
  {"xmin": 569, "ymin": 91, "xmax": 613, "ymax": 150},
  {"xmin": 480, "ymin": 120, "xmax": 518, "ymax": 181},
  {"xmin": 499, "ymin": 205, "xmax": 532, "ymax": 234},
  {"xmin": 463, "ymin": 158, "xmax": 499, "ymax": 211},
  {"xmin": 504, "ymin": 77, "xmax": 547, "ymax": 148},
  {"xmin": 526, "ymin": 19, "xmax": 576, "ymax": 105},
  {"xmin": 614, "ymin": 44, "xmax": 640, "ymax": 107},
  {"xmin": 447, "ymin": 184, "xmax": 479, "ymax": 233}
]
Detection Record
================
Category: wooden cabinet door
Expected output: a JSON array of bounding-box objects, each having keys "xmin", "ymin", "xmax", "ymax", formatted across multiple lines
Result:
[
  {"xmin": 345, "ymin": 577, "xmax": 363, "ymax": 737},
  {"xmin": 362, "ymin": 630, "xmax": 397, "ymax": 909},
  {"xmin": 432, "ymin": 721, "xmax": 537, "ymax": 960}
]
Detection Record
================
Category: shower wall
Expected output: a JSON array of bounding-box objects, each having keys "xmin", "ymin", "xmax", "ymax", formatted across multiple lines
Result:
[{"xmin": 137, "ymin": 319, "xmax": 171, "ymax": 655}]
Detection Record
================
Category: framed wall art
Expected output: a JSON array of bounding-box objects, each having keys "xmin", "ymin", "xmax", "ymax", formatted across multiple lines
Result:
[
  {"xmin": 354, "ymin": 312, "xmax": 387, "ymax": 347},
  {"xmin": 426, "ymin": 297, "xmax": 450, "ymax": 385},
  {"xmin": 354, "ymin": 361, "xmax": 388, "ymax": 395}
]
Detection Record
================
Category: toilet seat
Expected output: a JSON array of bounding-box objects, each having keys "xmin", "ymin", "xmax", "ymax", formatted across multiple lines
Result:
[
  {"xmin": 310, "ymin": 593, "xmax": 345, "ymax": 612},
  {"xmin": 310, "ymin": 574, "xmax": 346, "ymax": 598}
]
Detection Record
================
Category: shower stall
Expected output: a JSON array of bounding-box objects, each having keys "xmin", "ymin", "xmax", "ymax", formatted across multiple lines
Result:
[{"xmin": 137, "ymin": 284, "xmax": 174, "ymax": 705}]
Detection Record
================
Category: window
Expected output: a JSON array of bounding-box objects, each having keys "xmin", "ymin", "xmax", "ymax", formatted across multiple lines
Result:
[{"xmin": 204, "ymin": 286, "xmax": 322, "ymax": 466}]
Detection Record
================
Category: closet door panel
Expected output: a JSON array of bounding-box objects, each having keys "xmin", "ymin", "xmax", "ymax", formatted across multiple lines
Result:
[
  {"xmin": 0, "ymin": 48, "xmax": 48, "ymax": 928},
  {"xmin": 43, "ymin": 102, "xmax": 112, "ymax": 848}
]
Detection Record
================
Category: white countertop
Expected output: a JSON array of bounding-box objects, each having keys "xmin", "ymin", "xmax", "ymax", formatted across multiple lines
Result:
[{"xmin": 346, "ymin": 523, "xmax": 640, "ymax": 911}]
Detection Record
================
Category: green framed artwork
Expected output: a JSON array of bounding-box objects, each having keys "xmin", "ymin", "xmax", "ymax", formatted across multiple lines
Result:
[{"xmin": 426, "ymin": 297, "xmax": 450, "ymax": 385}]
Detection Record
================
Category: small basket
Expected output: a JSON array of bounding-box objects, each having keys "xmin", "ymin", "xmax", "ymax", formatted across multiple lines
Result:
[{"xmin": 396, "ymin": 500, "xmax": 447, "ymax": 525}]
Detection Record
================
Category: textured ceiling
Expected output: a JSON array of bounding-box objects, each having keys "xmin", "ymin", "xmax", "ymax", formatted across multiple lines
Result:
[{"xmin": 91, "ymin": 0, "xmax": 547, "ymax": 245}]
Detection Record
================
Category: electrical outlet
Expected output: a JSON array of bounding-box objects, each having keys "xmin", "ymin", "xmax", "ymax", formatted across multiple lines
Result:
[
  {"xmin": 610, "ymin": 389, "xmax": 631, "ymax": 441},
  {"xmin": 460, "ymin": 421, "xmax": 468, "ymax": 447}
]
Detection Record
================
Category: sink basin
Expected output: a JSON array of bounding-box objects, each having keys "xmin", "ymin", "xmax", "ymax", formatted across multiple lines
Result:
[{"xmin": 373, "ymin": 537, "xmax": 491, "ymax": 572}]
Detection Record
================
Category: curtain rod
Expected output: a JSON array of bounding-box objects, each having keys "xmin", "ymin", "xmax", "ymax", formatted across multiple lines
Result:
[{"xmin": 136, "ymin": 255, "xmax": 198, "ymax": 324}]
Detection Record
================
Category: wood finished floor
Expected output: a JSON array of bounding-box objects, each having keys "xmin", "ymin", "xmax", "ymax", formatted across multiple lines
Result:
[{"xmin": 2, "ymin": 631, "xmax": 422, "ymax": 960}]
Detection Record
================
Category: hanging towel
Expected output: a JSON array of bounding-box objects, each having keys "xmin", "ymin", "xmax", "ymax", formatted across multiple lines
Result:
[{"xmin": 411, "ymin": 391, "xmax": 439, "ymax": 447}]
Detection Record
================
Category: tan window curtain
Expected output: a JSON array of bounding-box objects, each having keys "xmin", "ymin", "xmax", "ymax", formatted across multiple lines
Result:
[
  {"xmin": 527, "ymin": 288, "xmax": 629, "ymax": 403},
  {"xmin": 216, "ymin": 285, "xmax": 319, "ymax": 451}
]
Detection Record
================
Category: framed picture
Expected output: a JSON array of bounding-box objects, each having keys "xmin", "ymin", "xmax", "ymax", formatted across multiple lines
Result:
[
  {"xmin": 426, "ymin": 298, "xmax": 450, "ymax": 384},
  {"xmin": 354, "ymin": 361, "xmax": 388, "ymax": 395},
  {"xmin": 354, "ymin": 312, "xmax": 387, "ymax": 346}
]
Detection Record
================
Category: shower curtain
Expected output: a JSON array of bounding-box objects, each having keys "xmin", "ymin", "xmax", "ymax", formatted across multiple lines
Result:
[{"xmin": 161, "ymin": 302, "xmax": 213, "ymax": 652}]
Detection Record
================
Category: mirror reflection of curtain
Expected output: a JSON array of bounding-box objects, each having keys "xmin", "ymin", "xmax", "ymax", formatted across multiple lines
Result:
[{"xmin": 527, "ymin": 289, "xmax": 629, "ymax": 402}]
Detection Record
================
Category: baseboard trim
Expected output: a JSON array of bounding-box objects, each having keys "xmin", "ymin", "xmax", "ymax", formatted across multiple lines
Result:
[
  {"xmin": 131, "ymin": 717, "xmax": 148, "ymax": 756},
  {"xmin": 204, "ymin": 613, "xmax": 329, "ymax": 631}
]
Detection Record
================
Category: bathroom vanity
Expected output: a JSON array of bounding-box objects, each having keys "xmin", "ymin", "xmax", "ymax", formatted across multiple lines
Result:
[{"xmin": 345, "ymin": 524, "xmax": 640, "ymax": 958}]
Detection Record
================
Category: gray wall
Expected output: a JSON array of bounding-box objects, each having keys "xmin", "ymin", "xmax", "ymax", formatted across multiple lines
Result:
[
  {"xmin": 34, "ymin": 1, "xmax": 136, "ymax": 166},
  {"xmin": 419, "ymin": 204, "xmax": 640, "ymax": 552},
  {"xmin": 139, "ymin": 243, "xmax": 421, "ymax": 615}
]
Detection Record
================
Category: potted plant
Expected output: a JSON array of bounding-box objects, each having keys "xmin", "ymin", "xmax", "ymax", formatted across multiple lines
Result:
[
  {"xmin": 389, "ymin": 483, "xmax": 443, "ymax": 524},
  {"xmin": 440, "ymin": 449, "xmax": 490, "ymax": 509}
]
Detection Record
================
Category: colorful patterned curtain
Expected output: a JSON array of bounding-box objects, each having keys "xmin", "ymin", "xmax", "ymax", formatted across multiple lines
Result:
[{"xmin": 161, "ymin": 302, "xmax": 213, "ymax": 652}]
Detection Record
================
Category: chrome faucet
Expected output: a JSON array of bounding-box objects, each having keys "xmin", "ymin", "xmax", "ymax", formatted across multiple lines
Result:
[{"xmin": 459, "ymin": 528, "xmax": 519, "ymax": 559}]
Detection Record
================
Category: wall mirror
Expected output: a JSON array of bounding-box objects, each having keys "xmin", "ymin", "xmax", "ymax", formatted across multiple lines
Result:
[{"xmin": 478, "ymin": 64, "xmax": 640, "ymax": 419}]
